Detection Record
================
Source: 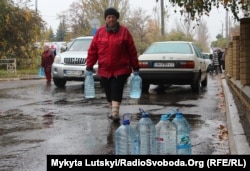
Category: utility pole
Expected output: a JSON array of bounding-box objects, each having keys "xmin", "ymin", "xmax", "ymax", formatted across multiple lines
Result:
[
  {"xmin": 35, "ymin": 0, "xmax": 38, "ymax": 13},
  {"xmin": 225, "ymin": 10, "xmax": 229, "ymax": 40},
  {"xmin": 221, "ymin": 21, "xmax": 224, "ymax": 37},
  {"xmin": 160, "ymin": 0, "xmax": 165, "ymax": 36}
]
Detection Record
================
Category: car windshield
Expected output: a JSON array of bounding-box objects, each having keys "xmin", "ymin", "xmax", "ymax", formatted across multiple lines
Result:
[
  {"xmin": 68, "ymin": 38, "xmax": 92, "ymax": 51},
  {"xmin": 144, "ymin": 42, "xmax": 193, "ymax": 54}
]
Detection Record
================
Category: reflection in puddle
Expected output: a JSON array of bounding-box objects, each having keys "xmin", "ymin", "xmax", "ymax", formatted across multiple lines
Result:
[{"xmin": 42, "ymin": 112, "xmax": 54, "ymax": 128}]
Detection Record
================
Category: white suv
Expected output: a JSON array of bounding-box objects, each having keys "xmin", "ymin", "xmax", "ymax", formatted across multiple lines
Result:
[{"xmin": 52, "ymin": 36, "xmax": 99, "ymax": 88}]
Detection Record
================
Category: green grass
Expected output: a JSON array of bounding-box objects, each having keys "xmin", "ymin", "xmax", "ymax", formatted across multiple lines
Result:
[{"xmin": 0, "ymin": 69, "xmax": 38, "ymax": 78}]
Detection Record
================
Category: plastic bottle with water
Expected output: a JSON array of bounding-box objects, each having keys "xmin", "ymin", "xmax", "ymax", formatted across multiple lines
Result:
[
  {"xmin": 84, "ymin": 71, "xmax": 95, "ymax": 98},
  {"xmin": 115, "ymin": 113, "xmax": 139, "ymax": 155},
  {"xmin": 155, "ymin": 114, "xmax": 177, "ymax": 154},
  {"xmin": 172, "ymin": 111, "xmax": 192, "ymax": 155},
  {"xmin": 135, "ymin": 108, "xmax": 156, "ymax": 154},
  {"xmin": 38, "ymin": 67, "xmax": 45, "ymax": 78},
  {"xmin": 129, "ymin": 72, "xmax": 142, "ymax": 99}
]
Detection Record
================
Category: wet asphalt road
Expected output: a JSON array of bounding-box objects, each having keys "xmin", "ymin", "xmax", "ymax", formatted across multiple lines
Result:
[{"xmin": 0, "ymin": 74, "xmax": 229, "ymax": 171}]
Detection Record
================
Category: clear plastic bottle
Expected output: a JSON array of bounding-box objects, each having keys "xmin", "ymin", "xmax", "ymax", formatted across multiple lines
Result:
[
  {"xmin": 172, "ymin": 111, "xmax": 192, "ymax": 155},
  {"xmin": 115, "ymin": 113, "xmax": 139, "ymax": 155},
  {"xmin": 38, "ymin": 67, "xmax": 45, "ymax": 78},
  {"xmin": 84, "ymin": 71, "xmax": 95, "ymax": 98},
  {"xmin": 155, "ymin": 114, "xmax": 177, "ymax": 155},
  {"xmin": 129, "ymin": 72, "xmax": 142, "ymax": 99},
  {"xmin": 136, "ymin": 108, "xmax": 156, "ymax": 154}
]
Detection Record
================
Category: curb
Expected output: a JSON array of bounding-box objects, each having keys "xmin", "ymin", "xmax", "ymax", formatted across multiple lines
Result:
[
  {"xmin": 0, "ymin": 76, "xmax": 44, "ymax": 81},
  {"xmin": 222, "ymin": 76, "xmax": 250, "ymax": 154}
]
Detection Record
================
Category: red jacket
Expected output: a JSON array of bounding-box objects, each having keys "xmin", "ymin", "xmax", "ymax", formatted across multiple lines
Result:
[
  {"xmin": 86, "ymin": 25, "xmax": 139, "ymax": 78},
  {"xmin": 41, "ymin": 50, "xmax": 54, "ymax": 68}
]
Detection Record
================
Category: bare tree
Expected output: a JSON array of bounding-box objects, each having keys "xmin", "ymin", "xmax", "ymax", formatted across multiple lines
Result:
[
  {"xmin": 57, "ymin": 0, "xmax": 130, "ymax": 37},
  {"xmin": 196, "ymin": 18, "xmax": 210, "ymax": 52},
  {"xmin": 174, "ymin": 17, "xmax": 196, "ymax": 39},
  {"xmin": 125, "ymin": 8, "xmax": 151, "ymax": 54}
]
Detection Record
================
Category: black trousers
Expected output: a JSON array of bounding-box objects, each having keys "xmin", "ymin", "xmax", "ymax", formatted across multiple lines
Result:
[{"xmin": 101, "ymin": 74, "xmax": 130, "ymax": 103}]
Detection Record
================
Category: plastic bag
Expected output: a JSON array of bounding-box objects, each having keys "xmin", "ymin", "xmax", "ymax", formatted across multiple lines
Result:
[{"xmin": 38, "ymin": 67, "xmax": 45, "ymax": 78}]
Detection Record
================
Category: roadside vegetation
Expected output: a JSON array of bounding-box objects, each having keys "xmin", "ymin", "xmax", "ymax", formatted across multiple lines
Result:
[{"xmin": 0, "ymin": 69, "xmax": 38, "ymax": 78}]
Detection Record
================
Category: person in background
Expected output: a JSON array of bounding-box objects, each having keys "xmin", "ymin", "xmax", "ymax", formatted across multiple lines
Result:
[
  {"xmin": 221, "ymin": 48, "xmax": 227, "ymax": 71},
  {"xmin": 212, "ymin": 50, "xmax": 220, "ymax": 75},
  {"xmin": 86, "ymin": 7, "xmax": 139, "ymax": 122},
  {"xmin": 217, "ymin": 49, "xmax": 223, "ymax": 73},
  {"xmin": 50, "ymin": 44, "xmax": 57, "ymax": 56},
  {"xmin": 41, "ymin": 44, "xmax": 54, "ymax": 84}
]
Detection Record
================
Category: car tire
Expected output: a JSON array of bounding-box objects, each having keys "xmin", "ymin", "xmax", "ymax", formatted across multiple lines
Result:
[
  {"xmin": 53, "ymin": 78, "xmax": 66, "ymax": 88},
  {"xmin": 201, "ymin": 75, "xmax": 208, "ymax": 87},
  {"xmin": 191, "ymin": 75, "xmax": 201, "ymax": 92}
]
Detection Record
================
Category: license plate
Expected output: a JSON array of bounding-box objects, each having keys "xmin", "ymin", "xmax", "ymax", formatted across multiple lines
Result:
[
  {"xmin": 65, "ymin": 70, "xmax": 83, "ymax": 76},
  {"xmin": 154, "ymin": 62, "xmax": 175, "ymax": 67}
]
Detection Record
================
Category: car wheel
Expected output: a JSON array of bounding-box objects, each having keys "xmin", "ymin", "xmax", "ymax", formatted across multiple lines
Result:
[
  {"xmin": 201, "ymin": 75, "xmax": 208, "ymax": 87},
  {"xmin": 53, "ymin": 78, "xmax": 66, "ymax": 88},
  {"xmin": 142, "ymin": 81, "xmax": 150, "ymax": 93},
  {"xmin": 191, "ymin": 75, "xmax": 201, "ymax": 92}
]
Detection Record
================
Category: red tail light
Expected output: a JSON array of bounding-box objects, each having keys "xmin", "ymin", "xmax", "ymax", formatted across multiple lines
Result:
[
  {"xmin": 139, "ymin": 61, "xmax": 149, "ymax": 68},
  {"xmin": 179, "ymin": 61, "xmax": 194, "ymax": 68}
]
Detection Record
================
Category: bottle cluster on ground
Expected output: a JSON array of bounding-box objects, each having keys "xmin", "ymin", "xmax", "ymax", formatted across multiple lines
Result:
[
  {"xmin": 115, "ymin": 113, "xmax": 139, "ymax": 155},
  {"xmin": 114, "ymin": 109, "xmax": 192, "ymax": 155},
  {"xmin": 135, "ymin": 108, "xmax": 156, "ymax": 154},
  {"xmin": 155, "ymin": 114, "xmax": 177, "ymax": 154},
  {"xmin": 172, "ymin": 111, "xmax": 192, "ymax": 155}
]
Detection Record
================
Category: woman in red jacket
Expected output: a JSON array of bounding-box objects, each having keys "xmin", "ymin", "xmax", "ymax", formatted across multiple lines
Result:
[
  {"xmin": 41, "ymin": 44, "xmax": 54, "ymax": 84},
  {"xmin": 86, "ymin": 7, "xmax": 139, "ymax": 122}
]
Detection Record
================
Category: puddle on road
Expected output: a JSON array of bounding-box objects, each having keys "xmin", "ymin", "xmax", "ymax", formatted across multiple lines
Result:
[{"xmin": 0, "ymin": 109, "xmax": 42, "ymax": 136}]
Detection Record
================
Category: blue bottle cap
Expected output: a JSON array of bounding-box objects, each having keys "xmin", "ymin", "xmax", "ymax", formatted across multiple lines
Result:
[
  {"xmin": 122, "ymin": 113, "xmax": 132, "ymax": 124},
  {"xmin": 175, "ymin": 112, "xmax": 183, "ymax": 118},
  {"xmin": 160, "ymin": 114, "xmax": 169, "ymax": 121},
  {"xmin": 142, "ymin": 111, "xmax": 149, "ymax": 118},
  {"xmin": 139, "ymin": 108, "xmax": 149, "ymax": 118},
  {"xmin": 122, "ymin": 119, "xmax": 130, "ymax": 125}
]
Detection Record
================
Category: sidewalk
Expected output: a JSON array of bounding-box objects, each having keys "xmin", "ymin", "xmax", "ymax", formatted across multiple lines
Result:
[
  {"xmin": 222, "ymin": 74, "xmax": 250, "ymax": 154},
  {"xmin": 0, "ymin": 75, "xmax": 44, "ymax": 81}
]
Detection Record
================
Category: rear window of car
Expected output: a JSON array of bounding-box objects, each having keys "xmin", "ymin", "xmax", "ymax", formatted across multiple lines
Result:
[
  {"xmin": 144, "ymin": 42, "xmax": 193, "ymax": 54},
  {"xmin": 192, "ymin": 44, "xmax": 203, "ymax": 58}
]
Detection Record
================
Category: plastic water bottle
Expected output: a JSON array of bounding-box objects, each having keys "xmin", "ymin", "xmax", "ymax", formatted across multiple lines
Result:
[
  {"xmin": 115, "ymin": 113, "xmax": 139, "ymax": 155},
  {"xmin": 172, "ymin": 111, "xmax": 192, "ymax": 155},
  {"xmin": 38, "ymin": 67, "xmax": 45, "ymax": 78},
  {"xmin": 135, "ymin": 108, "xmax": 156, "ymax": 154},
  {"xmin": 84, "ymin": 71, "xmax": 95, "ymax": 98},
  {"xmin": 129, "ymin": 72, "xmax": 142, "ymax": 99},
  {"xmin": 155, "ymin": 114, "xmax": 177, "ymax": 155}
]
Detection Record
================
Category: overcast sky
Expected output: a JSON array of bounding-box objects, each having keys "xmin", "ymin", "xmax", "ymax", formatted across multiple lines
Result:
[{"xmin": 33, "ymin": 0, "xmax": 237, "ymax": 43}]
